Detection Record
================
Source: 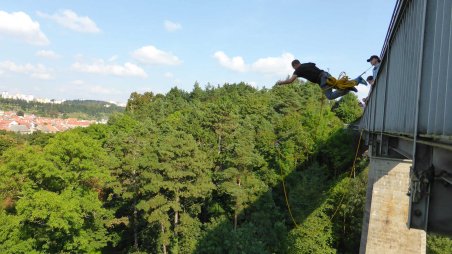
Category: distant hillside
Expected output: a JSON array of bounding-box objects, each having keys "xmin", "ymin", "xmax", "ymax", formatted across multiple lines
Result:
[
  {"xmin": 63, "ymin": 99, "xmax": 121, "ymax": 107},
  {"xmin": 0, "ymin": 98, "xmax": 124, "ymax": 120}
]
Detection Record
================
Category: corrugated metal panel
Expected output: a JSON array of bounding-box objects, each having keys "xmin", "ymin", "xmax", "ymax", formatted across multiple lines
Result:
[
  {"xmin": 419, "ymin": 0, "xmax": 452, "ymax": 137},
  {"xmin": 360, "ymin": 0, "xmax": 452, "ymax": 139}
]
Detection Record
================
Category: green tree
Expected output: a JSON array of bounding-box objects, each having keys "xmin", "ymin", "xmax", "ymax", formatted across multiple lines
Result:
[
  {"xmin": 0, "ymin": 81, "xmax": 374, "ymax": 253},
  {"xmin": 427, "ymin": 234, "xmax": 452, "ymax": 254},
  {"xmin": 138, "ymin": 128, "xmax": 214, "ymax": 254},
  {"xmin": 103, "ymin": 116, "xmax": 157, "ymax": 252},
  {"xmin": 332, "ymin": 93, "xmax": 363, "ymax": 124},
  {"xmin": 287, "ymin": 208, "xmax": 336, "ymax": 254},
  {"xmin": 0, "ymin": 131, "xmax": 113, "ymax": 253}
]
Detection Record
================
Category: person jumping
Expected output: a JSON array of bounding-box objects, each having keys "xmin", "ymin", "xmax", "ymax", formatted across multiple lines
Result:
[{"xmin": 276, "ymin": 59, "xmax": 367, "ymax": 100}]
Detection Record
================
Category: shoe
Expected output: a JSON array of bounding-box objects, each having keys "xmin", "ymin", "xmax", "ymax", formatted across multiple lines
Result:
[
  {"xmin": 356, "ymin": 76, "xmax": 367, "ymax": 86},
  {"xmin": 347, "ymin": 87, "xmax": 358, "ymax": 92}
]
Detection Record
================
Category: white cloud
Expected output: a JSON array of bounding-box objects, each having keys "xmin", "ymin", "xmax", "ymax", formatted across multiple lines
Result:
[
  {"xmin": 31, "ymin": 72, "xmax": 53, "ymax": 80},
  {"xmin": 356, "ymin": 84, "xmax": 370, "ymax": 101},
  {"xmin": 36, "ymin": 50, "xmax": 60, "ymax": 59},
  {"xmin": 108, "ymin": 55, "xmax": 118, "ymax": 62},
  {"xmin": 0, "ymin": 60, "xmax": 54, "ymax": 80},
  {"xmin": 213, "ymin": 51, "xmax": 295, "ymax": 76},
  {"xmin": 164, "ymin": 20, "xmax": 182, "ymax": 32},
  {"xmin": 89, "ymin": 85, "xmax": 121, "ymax": 95},
  {"xmin": 37, "ymin": 9, "xmax": 100, "ymax": 33},
  {"xmin": 213, "ymin": 51, "xmax": 247, "ymax": 72},
  {"xmin": 132, "ymin": 45, "xmax": 182, "ymax": 65},
  {"xmin": 72, "ymin": 59, "xmax": 147, "ymax": 78},
  {"xmin": 71, "ymin": 80, "xmax": 84, "ymax": 85},
  {"xmin": 0, "ymin": 11, "xmax": 49, "ymax": 45},
  {"xmin": 251, "ymin": 53, "xmax": 294, "ymax": 76},
  {"xmin": 164, "ymin": 72, "xmax": 174, "ymax": 78},
  {"xmin": 61, "ymin": 83, "xmax": 121, "ymax": 96}
]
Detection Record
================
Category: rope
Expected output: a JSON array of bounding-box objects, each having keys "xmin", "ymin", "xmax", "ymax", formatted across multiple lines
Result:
[
  {"xmin": 277, "ymin": 152, "xmax": 299, "ymax": 228},
  {"xmin": 329, "ymin": 129, "xmax": 364, "ymax": 220},
  {"xmin": 326, "ymin": 73, "xmax": 359, "ymax": 90},
  {"xmin": 359, "ymin": 66, "xmax": 373, "ymax": 77},
  {"xmin": 274, "ymin": 88, "xmax": 364, "ymax": 226}
]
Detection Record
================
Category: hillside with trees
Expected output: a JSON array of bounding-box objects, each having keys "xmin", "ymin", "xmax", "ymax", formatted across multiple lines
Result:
[
  {"xmin": 0, "ymin": 82, "xmax": 450, "ymax": 253},
  {"xmin": 0, "ymin": 98, "xmax": 124, "ymax": 120}
]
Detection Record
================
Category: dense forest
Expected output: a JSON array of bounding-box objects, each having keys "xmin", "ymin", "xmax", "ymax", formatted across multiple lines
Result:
[
  {"xmin": 0, "ymin": 82, "xmax": 450, "ymax": 253},
  {"xmin": 0, "ymin": 98, "xmax": 124, "ymax": 120}
]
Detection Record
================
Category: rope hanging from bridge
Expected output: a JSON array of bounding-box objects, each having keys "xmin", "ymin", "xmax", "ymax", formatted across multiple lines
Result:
[
  {"xmin": 275, "ymin": 100, "xmax": 364, "ymax": 226},
  {"xmin": 274, "ymin": 94, "xmax": 326, "ymax": 228},
  {"xmin": 330, "ymin": 129, "xmax": 364, "ymax": 220}
]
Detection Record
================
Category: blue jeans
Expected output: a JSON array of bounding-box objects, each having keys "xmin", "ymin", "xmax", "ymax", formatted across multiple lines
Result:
[{"xmin": 319, "ymin": 72, "xmax": 349, "ymax": 100}]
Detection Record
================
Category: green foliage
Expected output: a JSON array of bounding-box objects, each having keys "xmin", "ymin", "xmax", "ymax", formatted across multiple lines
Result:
[
  {"xmin": 317, "ymin": 129, "xmax": 357, "ymax": 176},
  {"xmin": 0, "ymin": 82, "xmax": 370, "ymax": 253},
  {"xmin": 0, "ymin": 131, "xmax": 113, "ymax": 253},
  {"xmin": 328, "ymin": 166, "xmax": 368, "ymax": 251},
  {"xmin": 197, "ymin": 216, "xmax": 269, "ymax": 254},
  {"xmin": 285, "ymin": 164, "xmax": 368, "ymax": 253},
  {"xmin": 332, "ymin": 93, "xmax": 363, "ymax": 124},
  {"xmin": 0, "ymin": 132, "xmax": 20, "ymax": 155},
  {"xmin": 137, "ymin": 128, "xmax": 214, "ymax": 253},
  {"xmin": 0, "ymin": 98, "xmax": 124, "ymax": 120},
  {"xmin": 427, "ymin": 234, "xmax": 452, "ymax": 254},
  {"xmin": 287, "ymin": 208, "xmax": 336, "ymax": 254}
]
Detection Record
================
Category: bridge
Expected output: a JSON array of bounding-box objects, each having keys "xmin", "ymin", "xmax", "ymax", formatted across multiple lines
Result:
[{"xmin": 358, "ymin": 0, "xmax": 452, "ymax": 253}]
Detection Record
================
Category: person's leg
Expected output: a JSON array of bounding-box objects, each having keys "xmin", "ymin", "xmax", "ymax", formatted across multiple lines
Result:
[
  {"xmin": 325, "ymin": 89, "xmax": 349, "ymax": 100},
  {"xmin": 320, "ymin": 72, "xmax": 333, "ymax": 99},
  {"xmin": 319, "ymin": 71, "xmax": 349, "ymax": 100},
  {"xmin": 323, "ymin": 87, "xmax": 335, "ymax": 99}
]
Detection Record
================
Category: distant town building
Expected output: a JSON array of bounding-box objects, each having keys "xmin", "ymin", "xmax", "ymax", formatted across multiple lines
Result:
[
  {"xmin": 0, "ymin": 91, "xmax": 65, "ymax": 104},
  {"xmin": 0, "ymin": 111, "xmax": 97, "ymax": 134},
  {"xmin": 9, "ymin": 124, "xmax": 31, "ymax": 134}
]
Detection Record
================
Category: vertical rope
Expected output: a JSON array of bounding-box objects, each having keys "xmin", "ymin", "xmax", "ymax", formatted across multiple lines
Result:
[{"xmin": 330, "ymin": 129, "xmax": 364, "ymax": 220}]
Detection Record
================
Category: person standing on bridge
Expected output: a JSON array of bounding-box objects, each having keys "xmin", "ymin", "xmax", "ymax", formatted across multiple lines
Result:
[
  {"xmin": 362, "ymin": 55, "xmax": 381, "ymax": 105},
  {"xmin": 276, "ymin": 59, "xmax": 367, "ymax": 100},
  {"xmin": 362, "ymin": 75, "xmax": 375, "ymax": 104},
  {"xmin": 367, "ymin": 55, "xmax": 381, "ymax": 81}
]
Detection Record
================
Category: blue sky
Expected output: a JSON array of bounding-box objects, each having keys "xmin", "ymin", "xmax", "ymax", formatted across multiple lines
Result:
[{"xmin": 0, "ymin": 0, "xmax": 396, "ymax": 103}]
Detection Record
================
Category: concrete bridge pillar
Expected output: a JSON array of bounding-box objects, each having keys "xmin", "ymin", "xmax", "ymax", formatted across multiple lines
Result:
[{"xmin": 359, "ymin": 149, "xmax": 426, "ymax": 253}]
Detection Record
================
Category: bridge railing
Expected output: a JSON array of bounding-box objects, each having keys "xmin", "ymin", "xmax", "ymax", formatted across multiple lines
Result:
[{"xmin": 360, "ymin": 0, "xmax": 452, "ymax": 141}]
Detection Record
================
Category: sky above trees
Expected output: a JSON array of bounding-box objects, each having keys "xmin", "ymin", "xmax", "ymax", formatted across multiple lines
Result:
[{"xmin": 0, "ymin": 0, "xmax": 396, "ymax": 103}]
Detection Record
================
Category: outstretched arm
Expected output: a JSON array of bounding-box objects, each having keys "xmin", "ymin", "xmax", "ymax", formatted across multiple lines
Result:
[{"xmin": 276, "ymin": 75, "xmax": 298, "ymax": 85}]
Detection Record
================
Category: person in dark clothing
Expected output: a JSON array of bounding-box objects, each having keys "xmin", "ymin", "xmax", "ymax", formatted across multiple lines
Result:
[{"xmin": 277, "ymin": 59, "xmax": 367, "ymax": 100}]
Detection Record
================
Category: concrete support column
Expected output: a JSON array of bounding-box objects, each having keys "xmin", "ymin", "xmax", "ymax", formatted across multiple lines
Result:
[{"xmin": 360, "ymin": 151, "xmax": 426, "ymax": 253}]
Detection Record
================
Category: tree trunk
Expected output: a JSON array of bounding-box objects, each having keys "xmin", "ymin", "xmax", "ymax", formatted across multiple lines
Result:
[
  {"xmin": 218, "ymin": 135, "xmax": 222, "ymax": 155},
  {"xmin": 234, "ymin": 211, "xmax": 238, "ymax": 231},
  {"xmin": 174, "ymin": 195, "xmax": 179, "ymax": 225},
  {"xmin": 133, "ymin": 168, "xmax": 138, "ymax": 249},
  {"xmin": 161, "ymin": 223, "xmax": 167, "ymax": 254},
  {"xmin": 173, "ymin": 195, "xmax": 180, "ymax": 253},
  {"xmin": 234, "ymin": 176, "xmax": 241, "ymax": 231},
  {"xmin": 133, "ymin": 198, "xmax": 138, "ymax": 249}
]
